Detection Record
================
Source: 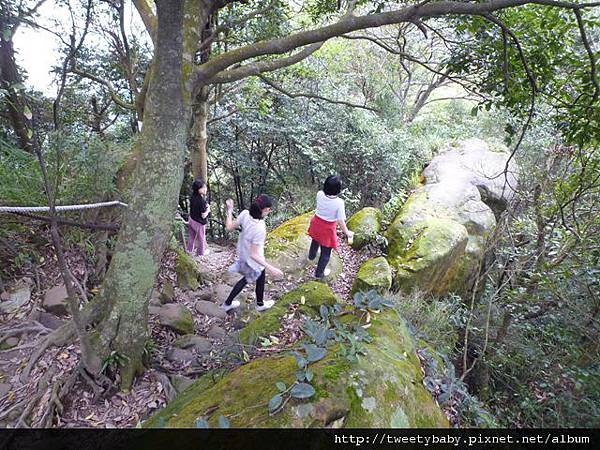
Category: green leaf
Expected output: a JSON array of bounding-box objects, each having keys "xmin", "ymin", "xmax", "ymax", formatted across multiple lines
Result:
[
  {"xmin": 23, "ymin": 105, "xmax": 32, "ymax": 120},
  {"xmin": 290, "ymin": 383, "xmax": 315, "ymax": 399},
  {"xmin": 2, "ymin": 28, "xmax": 12, "ymax": 42},
  {"xmin": 268, "ymin": 394, "xmax": 283, "ymax": 412},
  {"xmin": 470, "ymin": 106, "xmax": 479, "ymax": 117},
  {"xmin": 276, "ymin": 381, "xmax": 287, "ymax": 392},
  {"xmin": 304, "ymin": 344, "xmax": 327, "ymax": 363},
  {"xmin": 218, "ymin": 415, "xmax": 230, "ymax": 428},
  {"xmin": 296, "ymin": 370, "xmax": 306, "ymax": 382},
  {"xmin": 305, "ymin": 369, "xmax": 314, "ymax": 382},
  {"xmin": 319, "ymin": 305, "xmax": 329, "ymax": 321},
  {"xmin": 195, "ymin": 418, "xmax": 209, "ymax": 428}
]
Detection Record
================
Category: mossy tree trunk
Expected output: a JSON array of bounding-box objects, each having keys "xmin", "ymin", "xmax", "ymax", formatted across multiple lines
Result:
[
  {"xmin": 191, "ymin": 85, "xmax": 209, "ymax": 181},
  {"xmin": 86, "ymin": 0, "xmax": 197, "ymax": 390}
]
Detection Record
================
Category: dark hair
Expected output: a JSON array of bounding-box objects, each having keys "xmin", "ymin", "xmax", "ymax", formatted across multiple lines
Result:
[
  {"xmin": 323, "ymin": 175, "xmax": 342, "ymax": 196},
  {"xmin": 249, "ymin": 194, "xmax": 273, "ymax": 219},
  {"xmin": 191, "ymin": 179, "xmax": 206, "ymax": 197}
]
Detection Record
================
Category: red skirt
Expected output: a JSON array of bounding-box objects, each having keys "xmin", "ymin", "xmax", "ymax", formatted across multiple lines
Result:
[{"xmin": 308, "ymin": 215, "xmax": 338, "ymax": 249}]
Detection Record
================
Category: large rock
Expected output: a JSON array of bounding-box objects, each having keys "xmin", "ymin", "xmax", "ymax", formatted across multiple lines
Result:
[
  {"xmin": 265, "ymin": 212, "xmax": 342, "ymax": 279},
  {"xmin": 42, "ymin": 284, "xmax": 69, "ymax": 316},
  {"xmin": 0, "ymin": 279, "xmax": 32, "ymax": 314},
  {"xmin": 165, "ymin": 348, "xmax": 195, "ymax": 364},
  {"xmin": 386, "ymin": 139, "xmax": 517, "ymax": 297},
  {"xmin": 239, "ymin": 281, "xmax": 338, "ymax": 344},
  {"xmin": 173, "ymin": 335, "xmax": 212, "ymax": 354},
  {"xmin": 158, "ymin": 304, "xmax": 195, "ymax": 335},
  {"xmin": 195, "ymin": 300, "xmax": 227, "ymax": 320},
  {"xmin": 351, "ymin": 257, "xmax": 392, "ymax": 295},
  {"xmin": 144, "ymin": 309, "xmax": 448, "ymax": 428},
  {"xmin": 347, "ymin": 207, "xmax": 382, "ymax": 250}
]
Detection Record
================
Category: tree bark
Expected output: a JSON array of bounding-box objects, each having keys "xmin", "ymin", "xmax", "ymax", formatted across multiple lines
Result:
[
  {"xmin": 88, "ymin": 0, "xmax": 195, "ymax": 390},
  {"xmin": 191, "ymin": 85, "xmax": 210, "ymax": 181},
  {"xmin": 0, "ymin": 24, "xmax": 37, "ymax": 153}
]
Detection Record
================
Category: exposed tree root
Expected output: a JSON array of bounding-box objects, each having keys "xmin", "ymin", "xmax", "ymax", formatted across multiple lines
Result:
[
  {"xmin": 0, "ymin": 321, "xmax": 51, "ymax": 346},
  {"xmin": 19, "ymin": 323, "xmax": 75, "ymax": 384}
]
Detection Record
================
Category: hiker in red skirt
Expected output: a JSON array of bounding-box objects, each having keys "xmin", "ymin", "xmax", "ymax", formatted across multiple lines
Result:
[{"xmin": 307, "ymin": 175, "xmax": 354, "ymax": 279}]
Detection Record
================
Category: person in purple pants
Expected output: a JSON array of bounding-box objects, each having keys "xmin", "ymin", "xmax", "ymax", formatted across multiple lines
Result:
[{"xmin": 187, "ymin": 179, "xmax": 210, "ymax": 257}]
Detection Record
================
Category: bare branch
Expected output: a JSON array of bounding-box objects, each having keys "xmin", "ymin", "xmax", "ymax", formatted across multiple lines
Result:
[
  {"xmin": 71, "ymin": 66, "xmax": 136, "ymax": 110},
  {"xmin": 258, "ymin": 75, "xmax": 380, "ymax": 112}
]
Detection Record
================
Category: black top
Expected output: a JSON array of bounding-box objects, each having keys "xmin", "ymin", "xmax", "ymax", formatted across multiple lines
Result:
[{"xmin": 190, "ymin": 195, "xmax": 208, "ymax": 225}]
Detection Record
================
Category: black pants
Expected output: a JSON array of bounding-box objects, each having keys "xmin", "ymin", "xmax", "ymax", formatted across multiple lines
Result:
[
  {"xmin": 309, "ymin": 239, "xmax": 332, "ymax": 278},
  {"xmin": 224, "ymin": 269, "xmax": 266, "ymax": 306}
]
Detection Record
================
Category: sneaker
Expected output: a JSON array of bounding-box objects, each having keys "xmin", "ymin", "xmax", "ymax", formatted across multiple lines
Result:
[
  {"xmin": 203, "ymin": 248, "xmax": 211, "ymax": 256},
  {"xmin": 256, "ymin": 300, "xmax": 275, "ymax": 312},
  {"xmin": 323, "ymin": 268, "xmax": 331, "ymax": 277},
  {"xmin": 220, "ymin": 300, "xmax": 240, "ymax": 312}
]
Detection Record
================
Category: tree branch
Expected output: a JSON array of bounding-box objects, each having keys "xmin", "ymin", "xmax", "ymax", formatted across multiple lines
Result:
[
  {"xmin": 207, "ymin": 42, "xmax": 324, "ymax": 84},
  {"xmin": 196, "ymin": 0, "xmax": 600, "ymax": 88},
  {"xmin": 132, "ymin": 0, "xmax": 157, "ymax": 43},
  {"xmin": 573, "ymin": 7, "xmax": 600, "ymax": 102},
  {"xmin": 71, "ymin": 66, "xmax": 136, "ymax": 110},
  {"xmin": 258, "ymin": 75, "xmax": 380, "ymax": 112}
]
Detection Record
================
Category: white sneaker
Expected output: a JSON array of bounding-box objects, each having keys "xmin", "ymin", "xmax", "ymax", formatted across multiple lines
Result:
[
  {"xmin": 203, "ymin": 248, "xmax": 211, "ymax": 256},
  {"xmin": 256, "ymin": 300, "xmax": 275, "ymax": 312},
  {"xmin": 221, "ymin": 300, "xmax": 240, "ymax": 312},
  {"xmin": 323, "ymin": 268, "xmax": 331, "ymax": 277}
]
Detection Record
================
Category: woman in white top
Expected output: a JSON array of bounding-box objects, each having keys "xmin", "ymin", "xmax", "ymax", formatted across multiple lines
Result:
[
  {"xmin": 307, "ymin": 176, "xmax": 354, "ymax": 279},
  {"xmin": 221, "ymin": 195, "xmax": 284, "ymax": 312}
]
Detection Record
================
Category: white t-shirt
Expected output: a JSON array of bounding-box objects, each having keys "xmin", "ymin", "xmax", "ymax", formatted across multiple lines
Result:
[
  {"xmin": 236, "ymin": 209, "xmax": 266, "ymax": 271},
  {"xmin": 315, "ymin": 190, "xmax": 346, "ymax": 222}
]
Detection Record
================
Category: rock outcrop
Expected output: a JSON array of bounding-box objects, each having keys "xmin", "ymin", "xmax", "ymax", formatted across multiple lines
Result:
[
  {"xmin": 144, "ymin": 308, "xmax": 448, "ymax": 428},
  {"xmin": 266, "ymin": 212, "xmax": 343, "ymax": 280},
  {"xmin": 347, "ymin": 207, "xmax": 382, "ymax": 250},
  {"xmin": 386, "ymin": 139, "xmax": 517, "ymax": 296},
  {"xmin": 351, "ymin": 257, "xmax": 392, "ymax": 295}
]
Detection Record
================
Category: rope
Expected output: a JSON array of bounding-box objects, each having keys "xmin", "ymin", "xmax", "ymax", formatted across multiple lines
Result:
[{"xmin": 0, "ymin": 201, "xmax": 128, "ymax": 214}]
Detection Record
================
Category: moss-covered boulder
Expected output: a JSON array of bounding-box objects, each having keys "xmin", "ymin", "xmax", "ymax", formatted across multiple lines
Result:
[
  {"xmin": 386, "ymin": 218, "xmax": 468, "ymax": 295},
  {"xmin": 351, "ymin": 257, "xmax": 392, "ymax": 295},
  {"xmin": 385, "ymin": 139, "xmax": 517, "ymax": 297},
  {"xmin": 175, "ymin": 248, "xmax": 202, "ymax": 290},
  {"xmin": 239, "ymin": 281, "xmax": 337, "ymax": 344},
  {"xmin": 144, "ymin": 309, "xmax": 448, "ymax": 428},
  {"xmin": 265, "ymin": 212, "xmax": 342, "ymax": 279},
  {"xmin": 347, "ymin": 207, "xmax": 382, "ymax": 250},
  {"xmin": 158, "ymin": 304, "xmax": 195, "ymax": 335}
]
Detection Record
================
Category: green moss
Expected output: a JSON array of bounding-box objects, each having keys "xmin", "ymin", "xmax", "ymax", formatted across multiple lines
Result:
[
  {"xmin": 386, "ymin": 218, "xmax": 468, "ymax": 295},
  {"xmin": 351, "ymin": 257, "xmax": 392, "ymax": 295},
  {"xmin": 175, "ymin": 248, "xmax": 201, "ymax": 290},
  {"xmin": 147, "ymin": 309, "xmax": 448, "ymax": 428},
  {"xmin": 239, "ymin": 282, "xmax": 338, "ymax": 344},
  {"xmin": 265, "ymin": 211, "xmax": 313, "ymax": 258},
  {"xmin": 347, "ymin": 207, "xmax": 382, "ymax": 250}
]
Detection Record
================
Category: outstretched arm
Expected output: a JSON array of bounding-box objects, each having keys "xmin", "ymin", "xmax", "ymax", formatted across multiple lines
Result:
[
  {"xmin": 225, "ymin": 199, "xmax": 239, "ymax": 231},
  {"xmin": 250, "ymin": 244, "xmax": 283, "ymax": 278},
  {"xmin": 337, "ymin": 220, "xmax": 354, "ymax": 240}
]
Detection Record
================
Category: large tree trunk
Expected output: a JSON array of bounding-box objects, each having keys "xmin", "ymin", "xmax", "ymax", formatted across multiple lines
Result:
[
  {"xmin": 0, "ymin": 23, "xmax": 37, "ymax": 153},
  {"xmin": 191, "ymin": 85, "xmax": 210, "ymax": 181},
  {"xmin": 87, "ymin": 0, "xmax": 193, "ymax": 390}
]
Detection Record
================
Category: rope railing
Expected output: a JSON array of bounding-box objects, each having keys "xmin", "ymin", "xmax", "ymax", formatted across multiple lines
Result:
[{"xmin": 0, "ymin": 201, "xmax": 128, "ymax": 214}]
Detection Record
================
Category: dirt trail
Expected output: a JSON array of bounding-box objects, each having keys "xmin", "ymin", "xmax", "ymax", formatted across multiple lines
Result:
[{"xmin": 0, "ymin": 234, "xmax": 372, "ymax": 428}]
